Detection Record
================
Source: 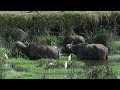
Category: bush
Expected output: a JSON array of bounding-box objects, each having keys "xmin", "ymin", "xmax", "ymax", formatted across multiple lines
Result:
[
  {"xmin": 1, "ymin": 28, "xmax": 27, "ymax": 42},
  {"xmin": 86, "ymin": 65, "xmax": 117, "ymax": 79},
  {"xmin": 85, "ymin": 28, "xmax": 116, "ymax": 48},
  {"xmin": 38, "ymin": 34, "xmax": 60, "ymax": 45},
  {"xmin": 0, "ymin": 48, "xmax": 8, "ymax": 79},
  {"xmin": 0, "ymin": 11, "xmax": 120, "ymax": 47}
]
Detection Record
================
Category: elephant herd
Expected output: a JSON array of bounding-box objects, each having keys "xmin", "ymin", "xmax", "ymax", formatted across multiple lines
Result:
[{"xmin": 9, "ymin": 35, "xmax": 108, "ymax": 62}]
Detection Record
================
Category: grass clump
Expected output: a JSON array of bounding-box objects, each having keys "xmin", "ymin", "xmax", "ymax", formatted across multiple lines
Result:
[
  {"xmin": 85, "ymin": 28, "xmax": 112, "ymax": 45},
  {"xmin": 0, "ymin": 48, "xmax": 9, "ymax": 79},
  {"xmin": 38, "ymin": 34, "xmax": 60, "ymax": 45},
  {"xmin": 85, "ymin": 28, "xmax": 116, "ymax": 52},
  {"xmin": 86, "ymin": 65, "xmax": 117, "ymax": 79}
]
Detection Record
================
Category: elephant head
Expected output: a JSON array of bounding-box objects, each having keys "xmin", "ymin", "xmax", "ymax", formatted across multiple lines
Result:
[{"xmin": 61, "ymin": 41, "xmax": 79, "ymax": 55}]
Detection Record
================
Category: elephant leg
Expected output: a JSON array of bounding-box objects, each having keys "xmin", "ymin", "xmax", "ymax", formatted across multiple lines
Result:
[
  {"xmin": 106, "ymin": 55, "xmax": 108, "ymax": 60},
  {"xmin": 105, "ymin": 55, "xmax": 108, "ymax": 64}
]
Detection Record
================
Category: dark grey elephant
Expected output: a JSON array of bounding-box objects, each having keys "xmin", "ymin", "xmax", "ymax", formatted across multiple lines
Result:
[
  {"xmin": 61, "ymin": 43, "xmax": 108, "ymax": 60},
  {"xmin": 12, "ymin": 41, "xmax": 61, "ymax": 60},
  {"xmin": 62, "ymin": 35, "xmax": 85, "ymax": 47}
]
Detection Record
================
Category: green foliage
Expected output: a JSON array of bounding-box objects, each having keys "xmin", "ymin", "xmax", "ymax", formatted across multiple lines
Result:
[
  {"xmin": 0, "ymin": 48, "xmax": 8, "ymax": 79},
  {"xmin": 1, "ymin": 28, "xmax": 27, "ymax": 42},
  {"xmin": 85, "ymin": 28, "xmax": 116, "ymax": 51},
  {"xmin": 109, "ymin": 41, "xmax": 120, "ymax": 54},
  {"xmin": 0, "ymin": 11, "xmax": 120, "ymax": 43},
  {"xmin": 86, "ymin": 28, "xmax": 110, "ymax": 43},
  {"xmin": 0, "ymin": 11, "xmax": 120, "ymax": 47},
  {"xmin": 86, "ymin": 65, "xmax": 117, "ymax": 79},
  {"xmin": 38, "ymin": 34, "xmax": 60, "ymax": 45},
  {"xmin": 2, "ymin": 54, "xmax": 120, "ymax": 79}
]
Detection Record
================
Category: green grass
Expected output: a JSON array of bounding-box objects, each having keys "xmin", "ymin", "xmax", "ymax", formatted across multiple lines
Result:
[
  {"xmin": 5, "ymin": 72, "xmax": 38, "ymax": 79},
  {"xmin": 0, "ymin": 11, "xmax": 120, "ymax": 48},
  {"xmin": 5, "ymin": 57, "xmax": 85, "ymax": 79},
  {"xmin": 111, "ymin": 41, "xmax": 120, "ymax": 46},
  {"xmin": 3, "ymin": 54, "xmax": 120, "ymax": 79},
  {"xmin": 38, "ymin": 35, "xmax": 60, "ymax": 45},
  {"xmin": 2, "ymin": 40, "xmax": 120, "ymax": 79},
  {"xmin": 0, "ymin": 11, "xmax": 120, "ymax": 43},
  {"xmin": 109, "ymin": 41, "xmax": 120, "ymax": 54}
]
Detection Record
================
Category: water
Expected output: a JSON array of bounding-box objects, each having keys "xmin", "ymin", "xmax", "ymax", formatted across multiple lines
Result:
[
  {"xmin": 110, "ymin": 54, "xmax": 120, "ymax": 58},
  {"xmin": 109, "ymin": 54, "xmax": 120, "ymax": 63}
]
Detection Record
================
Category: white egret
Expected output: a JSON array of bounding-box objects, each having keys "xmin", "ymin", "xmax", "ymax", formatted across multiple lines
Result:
[
  {"xmin": 68, "ymin": 54, "xmax": 71, "ymax": 61},
  {"xmin": 4, "ymin": 53, "xmax": 8, "ymax": 59},
  {"xmin": 64, "ymin": 61, "xmax": 67, "ymax": 69},
  {"xmin": 64, "ymin": 54, "xmax": 72, "ymax": 69},
  {"xmin": 48, "ymin": 63, "xmax": 54, "ymax": 66},
  {"xmin": 53, "ymin": 46, "xmax": 57, "ymax": 48},
  {"xmin": 117, "ymin": 75, "xmax": 120, "ymax": 79}
]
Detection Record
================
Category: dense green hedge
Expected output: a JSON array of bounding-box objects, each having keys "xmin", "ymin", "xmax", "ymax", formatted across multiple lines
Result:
[
  {"xmin": 0, "ymin": 11, "xmax": 119, "ymax": 47},
  {"xmin": 0, "ymin": 11, "xmax": 119, "ymax": 36}
]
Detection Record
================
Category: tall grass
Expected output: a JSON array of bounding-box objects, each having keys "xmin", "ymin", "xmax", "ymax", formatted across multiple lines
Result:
[
  {"xmin": 85, "ymin": 27, "xmax": 116, "ymax": 51},
  {"xmin": 0, "ymin": 11, "xmax": 119, "ymax": 47},
  {"xmin": 86, "ymin": 65, "xmax": 117, "ymax": 79},
  {"xmin": 0, "ymin": 11, "xmax": 118, "ymax": 34},
  {"xmin": 0, "ymin": 48, "xmax": 8, "ymax": 79},
  {"xmin": 38, "ymin": 34, "xmax": 60, "ymax": 45}
]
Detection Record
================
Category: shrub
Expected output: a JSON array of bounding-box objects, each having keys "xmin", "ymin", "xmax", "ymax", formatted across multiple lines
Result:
[
  {"xmin": 86, "ymin": 65, "xmax": 117, "ymax": 79},
  {"xmin": 1, "ymin": 28, "xmax": 27, "ymax": 42},
  {"xmin": 0, "ymin": 11, "xmax": 120, "ymax": 47},
  {"xmin": 0, "ymin": 48, "xmax": 8, "ymax": 79},
  {"xmin": 38, "ymin": 34, "xmax": 60, "ymax": 45},
  {"xmin": 85, "ymin": 28, "xmax": 116, "ymax": 48}
]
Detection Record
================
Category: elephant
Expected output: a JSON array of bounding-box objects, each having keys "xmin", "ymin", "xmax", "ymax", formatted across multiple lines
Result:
[
  {"xmin": 61, "ymin": 43, "xmax": 108, "ymax": 60},
  {"xmin": 62, "ymin": 35, "xmax": 85, "ymax": 47},
  {"xmin": 12, "ymin": 41, "xmax": 61, "ymax": 60}
]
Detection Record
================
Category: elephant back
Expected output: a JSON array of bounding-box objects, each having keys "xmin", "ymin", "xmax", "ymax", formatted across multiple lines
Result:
[{"xmin": 63, "ymin": 35, "xmax": 85, "ymax": 47}]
